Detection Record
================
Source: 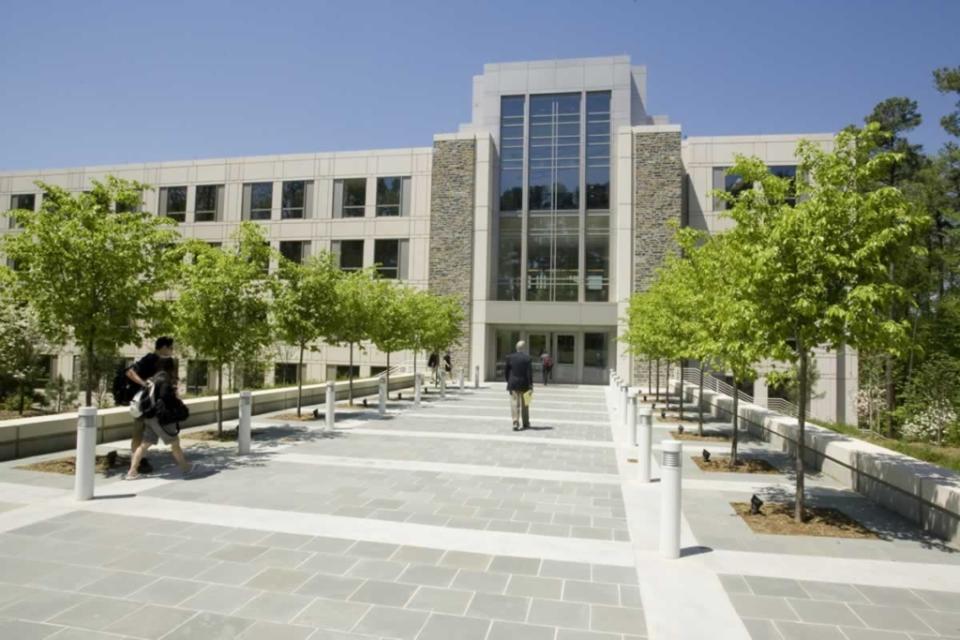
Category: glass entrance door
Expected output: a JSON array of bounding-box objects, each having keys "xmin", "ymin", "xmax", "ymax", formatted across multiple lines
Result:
[
  {"xmin": 528, "ymin": 333, "xmax": 549, "ymax": 381},
  {"xmin": 553, "ymin": 333, "xmax": 577, "ymax": 383}
]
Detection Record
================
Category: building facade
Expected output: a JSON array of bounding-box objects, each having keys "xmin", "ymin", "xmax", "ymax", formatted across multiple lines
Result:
[{"xmin": 0, "ymin": 56, "xmax": 856, "ymax": 423}]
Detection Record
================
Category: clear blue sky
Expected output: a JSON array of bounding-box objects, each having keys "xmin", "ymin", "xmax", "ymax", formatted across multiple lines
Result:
[{"xmin": 1, "ymin": 0, "xmax": 957, "ymax": 171}]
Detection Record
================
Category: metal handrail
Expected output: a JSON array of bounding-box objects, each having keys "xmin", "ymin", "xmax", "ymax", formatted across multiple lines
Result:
[
  {"xmin": 678, "ymin": 367, "xmax": 753, "ymax": 404},
  {"xmin": 767, "ymin": 397, "xmax": 799, "ymax": 418}
]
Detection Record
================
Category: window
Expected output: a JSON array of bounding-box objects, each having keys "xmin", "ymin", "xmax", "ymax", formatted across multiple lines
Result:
[
  {"xmin": 583, "ymin": 333, "xmax": 608, "ymax": 369},
  {"xmin": 529, "ymin": 93, "xmax": 580, "ymax": 211},
  {"xmin": 499, "ymin": 96, "xmax": 525, "ymax": 212},
  {"xmin": 586, "ymin": 92, "xmax": 611, "ymax": 210},
  {"xmin": 158, "ymin": 186, "xmax": 187, "ymax": 222},
  {"xmin": 115, "ymin": 191, "xmax": 142, "ymax": 213},
  {"xmin": 334, "ymin": 178, "xmax": 366, "ymax": 218},
  {"xmin": 585, "ymin": 213, "xmax": 610, "ymax": 302},
  {"xmin": 8, "ymin": 193, "xmax": 35, "ymax": 229},
  {"xmin": 373, "ymin": 239, "xmax": 409, "ymax": 279},
  {"xmin": 495, "ymin": 213, "xmax": 522, "ymax": 300},
  {"xmin": 274, "ymin": 363, "xmax": 302, "ymax": 385},
  {"xmin": 279, "ymin": 240, "xmax": 308, "ymax": 265},
  {"xmin": 712, "ymin": 165, "xmax": 797, "ymax": 210},
  {"xmin": 376, "ymin": 177, "xmax": 411, "ymax": 216},
  {"xmin": 334, "ymin": 365, "xmax": 360, "ymax": 380},
  {"xmin": 282, "ymin": 180, "xmax": 313, "ymax": 219},
  {"xmin": 186, "ymin": 360, "xmax": 209, "ymax": 394},
  {"xmin": 243, "ymin": 182, "xmax": 273, "ymax": 220},
  {"xmin": 370, "ymin": 366, "xmax": 387, "ymax": 377},
  {"xmin": 557, "ymin": 334, "xmax": 575, "ymax": 365},
  {"xmin": 333, "ymin": 240, "xmax": 364, "ymax": 271},
  {"xmin": 527, "ymin": 211, "xmax": 579, "ymax": 302},
  {"xmin": 195, "ymin": 184, "xmax": 224, "ymax": 222}
]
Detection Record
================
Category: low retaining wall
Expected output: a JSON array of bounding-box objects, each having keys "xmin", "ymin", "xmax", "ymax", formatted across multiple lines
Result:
[
  {"xmin": 673, "ymin": 380, "xmax": 960, "ymax": 546},
  {"xmin": 0, "ymin": 375, "xmax": 414, "ymax": 462}
]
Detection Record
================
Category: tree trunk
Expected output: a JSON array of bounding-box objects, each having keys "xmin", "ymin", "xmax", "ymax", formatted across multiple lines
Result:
[
  {"xmin": 217, "ymin": 364, "xmax": 223, "ymax": 435},
  {"xmin": 648, "ymin": 360, "xmax": 652, "ymax": 395},
  {"xmin": 906, "ymin": 310, "xmax": 920, "ymax": 385},
  {"xmin": 884, "ymin": 355, "xmax": 895, "ymax": 437},
  {"xmin": 730, "ymin": 376, "xmax": 739, "ymax": 466},
  {"xmin": 296, "ymin": 343, "xmax": 304, "ymax": 417},
  {"xmin": 698, "ymin": 366, "xmax": 705, "ymax": 437},
  {"xmin": 386, "ymin": 351, "xmax": 391, "ymax": 394},
  {"xmin": 678, "ymin": 359, "xmax": 684, "ymax": 422},
  {"xmin": 795, "ymin": 350, "xmax": 808, "ymax": 522},
  {"xmin": 84, "ymin": 340, "xmax": 95, "ymax": 407},
  {"xmin": 348, "ymin": 342, "xmax": 355, "ymax": 406},
  {"xmin": 665, "ymin": 360, "xmax": 671, "ymax": 410},
  {"xmin": 655, "ymin": 360, "xmax": 660, "ymax": 404}
]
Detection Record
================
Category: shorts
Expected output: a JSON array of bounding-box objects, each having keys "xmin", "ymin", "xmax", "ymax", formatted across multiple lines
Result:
[{"xmin": 142, "ymin": 417, "xmax": 179, "ymax": 446}]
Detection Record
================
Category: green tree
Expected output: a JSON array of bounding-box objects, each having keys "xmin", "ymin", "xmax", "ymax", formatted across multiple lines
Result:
[
  {"xmin": 327, "ymin": 268, "xmax": 380, "ymax": 405},
  {"xmin": 0, "ymin": 274, "xmax": 50, "ymax": 414},
  {"xmin": 1, "ymin": 177, "xmax": 181, "ymax": 406},
  {"xmin": 369, "ymin": 283, "xmax": 416, "ymax": 392},
  {"xmin": 934, "ymin": 66, "xmax": 960, "ymax": 138},
  {"xmin": 273, "ymin": 252, "xmax": 341, "ymax": 416},
  {"xmin": 174, "ymin": 223, "xmax": 273, "ymax": 433},
  {"xmin": 726, "ymin": 124, "xmax": 928, "ymax": 520},
  {"xmin": 421, "ymin": 294, "xmax": 466, "ymax": 370}
]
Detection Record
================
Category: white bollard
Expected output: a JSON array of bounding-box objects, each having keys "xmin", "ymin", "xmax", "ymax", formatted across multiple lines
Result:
[
  {"xmin": 618, "ymin": 385, "xmax": 627, "ymax": 422},
  {"xmin": 474, "ymin": 365, "xmax": 480, "ymax": 389},
  {"xmin": 378, "ymin": 377, "xmax": 387, "ymax": 416},
  {"xmin": 458, "ymin": 367, "xmax": 465, "ymax": 391},
  {"xmin": 638, "ymin": 407, "xmax": 653, "ymax": 483},
  {"xmin": 627, "ymin": 391, "xmax": 638, "ymax": 448},
  {"xmin": 75, "ymin": 406, "xmax": 97, "ymax": 501},
  {"xmin": 325, "ymin": 381, "xmax": 335, "ymax": 430},
  {"xmin": 415, "ymin": 373, "xmax": 423, "ymax": 407},
  {"xmin": 238, "ymin": 391, "xmax": 252, "ymax": 455},
  {"xmin": 659, "ymin": 440, "xmax": 683, "ymax": 559},
  {"xmin": 440, "ymin": 371, "xmax": 446, "ymax": 399}
]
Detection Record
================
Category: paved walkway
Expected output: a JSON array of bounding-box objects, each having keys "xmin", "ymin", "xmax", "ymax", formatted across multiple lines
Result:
[{"xmin": 0, "ymin": 382, "xmax": 957, "ymax": 640}]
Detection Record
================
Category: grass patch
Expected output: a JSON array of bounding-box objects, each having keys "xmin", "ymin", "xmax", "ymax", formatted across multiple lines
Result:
[
  {"xmin": 18, "ymin": 451, "xmax": 130, "ymax": 476},
  {"xmin": 732, "ymin": 501, "xmax": 878, "ymax": 539},
  {"xmin": 811, "ymin": 420, "xmax": 960, "ymax": 474},
  {"xmin": 693, "ymin": 455, "xmax": 778, "ymax": 474},
  {"xmin": 671, "ymin": 430, "xmax": 730, "ymax": 442}
]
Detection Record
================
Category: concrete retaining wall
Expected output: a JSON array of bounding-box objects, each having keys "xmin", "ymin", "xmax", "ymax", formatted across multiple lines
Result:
[
  {"xmin": 0, "ymin": 375, "xmax": 414, "ymax": 462},
  {"xmin": 674, "ymin": 381, "xmax": 960, "ymax": 546}
]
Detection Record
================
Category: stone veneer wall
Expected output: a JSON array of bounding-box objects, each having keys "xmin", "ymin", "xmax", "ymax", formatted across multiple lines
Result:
[
  {"xmin": 428, "ymin": 138, "xmax": 477, "ymax": 374},
  {"xmin": 631, "ymin": 130, "xmax": 683, "ymax": 386}
]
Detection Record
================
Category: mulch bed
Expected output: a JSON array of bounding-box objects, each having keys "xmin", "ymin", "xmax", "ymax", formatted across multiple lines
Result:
[
  {"xmin": 692, "ymin": 455, "xmax": 779, "ymax": 474},
  {"xmin": 671, "ymin": 430, "xmax": 730, "ymax": 442},
  {"xmin": 18, "ymin": 451, "xmax": 131, "ymax": 476},
  {"xmin": 732, "ymin": 501, "xmax": 878, "ymax": 539},
  {"xmin": 0, "ymin": 409, "xmax": 47, "ymax": 420}
]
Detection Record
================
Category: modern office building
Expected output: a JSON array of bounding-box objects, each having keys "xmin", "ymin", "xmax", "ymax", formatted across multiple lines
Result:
[{"xmin": 0, "ymin": 56, "xmax": 856, "ymax": 423}]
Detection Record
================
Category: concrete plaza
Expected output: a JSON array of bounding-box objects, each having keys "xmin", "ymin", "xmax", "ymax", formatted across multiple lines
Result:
[{"xmin": 0, "ymin": 382, "xmax": 958, "ymax": 640}]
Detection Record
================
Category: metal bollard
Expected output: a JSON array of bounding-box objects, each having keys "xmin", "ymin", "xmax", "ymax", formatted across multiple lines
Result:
[
  {"xmin": 659, "ymin": 440, "xmax": 683, "ymax": 559},
  {"xmin": 458, "ymin": 367, "xmax": 465, "ymax": 391},
  {"xmin": 474, "ymin": 365, "xmax": 480, "ymax": 389},
  {"xmin": 618, "ymin": 385, "xmax": 627, "ymax": 422},
  {"xmin": 238, "ymin": 391, "xmax": 252, "ymax": 454},
  {"xmin": 75, "ymin": 406, "xmax": 97, "ymax": 501},
  {"xmin": 378, "ymin": 377, "xmax": 387, "ymax": 416},
  {"xmin": 415, "ymin": 373, "xmax": 423, "ymax": 407},
  {"xmin": 325, "ymin": 381, "xmax": 335, "ymax": 430},
  {"xmin": 637, "ymin": 407, "xmax": 653, "ymax": 483},
  {"xmin": 627, "ymin": 391, "xmax": 638, "ymax": 448},
  {"xmin": 440, "ymin": 371, "xmax": 446, "ymax": 399}
]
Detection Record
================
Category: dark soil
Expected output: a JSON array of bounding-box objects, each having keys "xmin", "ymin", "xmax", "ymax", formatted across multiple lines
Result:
[
  {"xmin": 692, "ymin": 455, "xmax": 778, "ymax": 474},
  {"xmin": 732, "ymin": 501, "xmax": 878, "ymax": 539},
  {"xmin": 19, "ymin": 451, "xmax": 131, "ymax": 476},
  {"xmin": 671, "ymin": 430, "xmax": 730, "ymax": 442}
]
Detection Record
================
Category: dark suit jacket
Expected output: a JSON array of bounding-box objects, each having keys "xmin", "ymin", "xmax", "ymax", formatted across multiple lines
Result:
[{"xmin": 504, "ymin": 351, "xmax": 533, "ymax": 392}]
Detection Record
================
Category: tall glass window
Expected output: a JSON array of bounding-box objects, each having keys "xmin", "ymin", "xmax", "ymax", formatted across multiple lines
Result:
[
  {"xmin": 281, "ymin": 181, "xmax": 306, "ymax": 219},
  {"xmin": 158, "ymin": 186, "xmax": 187, "ymax": 223},
  {"xmin": 195, "ymin": 184, "xmax": 223, "ymax": 222},
  {"xmin": 499, "ymin": 97, "xmax": 524, "ymax": 211},
  {"xmin": 243, "ymin": 182, "xmax": 273, "ymax": 221},
  {"xmin": 586, "ymin": 92, "xmax": 611, "ymax": 210}
]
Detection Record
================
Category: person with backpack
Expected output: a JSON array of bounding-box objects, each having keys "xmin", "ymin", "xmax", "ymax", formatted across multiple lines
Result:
[
  {"xmin": 126, "ymin": 356, "xmax": 194, "ymax": 480},
  {"xmin": 114, "ymin": 337, "xmax": 175, "ymax": 473},
  {"xmin": 540, "ymin": 351, "xmax": 554, "ymax": 386}
]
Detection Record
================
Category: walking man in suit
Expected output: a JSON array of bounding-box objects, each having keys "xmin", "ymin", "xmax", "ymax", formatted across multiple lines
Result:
[{"xmin": 504, "ymin": 340, "xmax": 533, "ymax": 431}]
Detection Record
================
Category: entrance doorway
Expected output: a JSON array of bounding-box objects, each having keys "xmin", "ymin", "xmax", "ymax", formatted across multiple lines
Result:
[{"xmin": 491, "ymin": 328, "xmax": 611, "ymax": 385}]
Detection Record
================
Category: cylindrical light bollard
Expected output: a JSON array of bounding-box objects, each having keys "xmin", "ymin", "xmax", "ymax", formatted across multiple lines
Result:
[
  {"xmin": 618, "ymin": 385, "xmax": 627, "ymax": 421},
  {"xmin": 238, "ymin": 391, "xmax": 252, "ymax": 455},
  {"xmin": 325, "ymin": 381, "xmax": 335, "ymax": 430},
  {"xmin": 415, "ymin": 373, "xmax": 423, "ymax": 407},
  {"xmin": 659, "ymin": 440, "xmax": 683, "ymax": 559},
  {"xmin": 627, "ymin": 391, "xmax": 638, "ymax": 447},
  {"xmin": 637, "ymin": 407, "xmax": 653, "ymax": 483},
  {"xmin": 378, "ymin": 377, "xmax": 387, "ymax": 416},
  {"xmin": 458, "ymin": 367, "xmax": 465, "ymax": 391},
  {"xmin": 440, "ymin": 371, "xmax": 446, "ymax": 399},
  {"xmin": 75, "ymin": 406, "xmax": 97, "ymax": 501},
  {"xmin": 474, "ymin": 365, "xmax": 480, "ymax": 389}
]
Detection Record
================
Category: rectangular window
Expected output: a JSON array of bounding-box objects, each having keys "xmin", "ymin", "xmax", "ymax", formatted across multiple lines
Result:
[
  {"xmin": 527, "ymin": 211, "xmax": 579, "ymax": 302},
  {"xmin": 373, "ymin": 238, "xmax": 409, "ymax": 279},
  {"xmin": 585, "ymin": 213, "xmax": 610, "ymax": 302},
  {"xmin": 195, "ymin": 184, "xmax": 224, "ymax": 222},
  {"xmin": 713, "ymin": 165, "xmax": 797, "ymax": 210},
  {"xmin": 586, "ymin": 91, "xmax": 611, "ymax": 210},
  {"xmin": 376, "ymin": 176, "xmax": 410, "ymax": 216},
  {"xmin": 557, "ymin": 334, "xmax": 575, "ymax": 365},
  {"xmin": 279, "ymin": 240, "xmax": 308, "ymax": 265},
  {"xmin": 333, "ymin": 178, "xmax": 366, "ymax": 218},
  {"xmin": 274, "ymin": 363, "xmax": 303, "ymax": 385},
  {"xmin": 499, "ymin": 96, "xmax": 525, "ymax": 212},
  {"xmin": 528, "ymin": 93, "xmax": 580, "ymax": 211},
  {"xmin": 282, "ymin": 180, "xmax": 313, "ymax": 219},
  {"xmin": 8, "ymin": 193, "xmax": 36, "ymax": 229},
  {"xmin": 243, "ymin": 182, "xmax": 273, "ymax": 220},
  {"xmin": 335, "ymin": 365, "xmax": 360, "ymax": 380},
  {"xmin": 158, "ymin": 186, "xmax": 187, "ymax": 222},
  {"xmin": 333, "ymin": 239, "xmax": 364, "ymax": 271},
  {"xmin": 495, "ymin": 213, "xmax": 522, "ymax": 301},
  {"xmin": 186, "ymin": 360, "xmax": 209, "ymax": 394},
  {"xmin": 583, "ymin": 333, "xmax": 608, "ymax": 369}
]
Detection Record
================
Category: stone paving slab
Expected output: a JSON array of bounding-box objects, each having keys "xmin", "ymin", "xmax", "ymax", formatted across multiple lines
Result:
[{"xmin": 363, "ymin": 413, "xmax": 614, "ymax": 442}]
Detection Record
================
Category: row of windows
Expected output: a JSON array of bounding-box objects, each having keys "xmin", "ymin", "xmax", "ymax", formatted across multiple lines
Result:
[
  {"xmin": 265, "ymin": 238, "xmax": 409, "ymax": 280},
  {"xmin": 711, "ymin": 165, "xmax": 798, "ymax": 210}
]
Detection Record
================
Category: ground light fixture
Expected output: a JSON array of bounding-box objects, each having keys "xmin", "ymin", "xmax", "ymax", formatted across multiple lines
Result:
[
  {"xmin": 702, "ymin": 449, "xmax": 710, "ymax": 462},
  {"xmin": 362, "ymin": 398, "xmax": 368, "ymax": 408},
  {"xmin": 751, "ymin": 494, "xmax": 764, "ymax": 515},
  {"xmin": 677, "ymin": 424, "xmax": 684, "ymax": 435},
  {"xmin": 312, "ymin": 408, "xmax": 320, "ymax": 419},
  {"xmin": 661, "ymin": 409, "xmax": 667, "ymax": 419}
]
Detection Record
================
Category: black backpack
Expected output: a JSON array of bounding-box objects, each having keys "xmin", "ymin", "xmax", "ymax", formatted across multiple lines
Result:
[{"xmin": 112, "ymin": 364, "xmax": 137, "ymax": 406}]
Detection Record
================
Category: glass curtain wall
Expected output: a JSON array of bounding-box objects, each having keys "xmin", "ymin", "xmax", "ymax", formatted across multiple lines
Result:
[{"xmin": 495, "ymin": 91, "xmax": 611, "ymax": 303}]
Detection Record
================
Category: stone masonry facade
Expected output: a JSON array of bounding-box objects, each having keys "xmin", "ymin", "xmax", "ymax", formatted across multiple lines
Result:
[
  {"xmin": 631, "ymin": 130, "xmax": 683, "ymax": 386},
  {"xmin": 428, "ymin": 138, "xmax": 476, "ymax": 375}
]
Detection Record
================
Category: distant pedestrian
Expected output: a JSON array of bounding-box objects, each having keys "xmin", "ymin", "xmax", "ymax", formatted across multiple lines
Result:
[
  {"xmin": 428, "ymin": 352, "xmax": 440, "ymax": 386},
  {"xmin": 126, "ymin": 356, "xmax": 195, "ymax": 480},
  {"xmin": 123, "ymin": 337, "xmax": 175, "ymax": 473},
  {"xmin": 540, "ymin": 351, "xmax": 554, "ymax": 386},
  {"xmin": 505, "ymin": 341, "xmax": 533, "ymax": 431},
  {"xmin": 443, "ymin": 352, "xmax": 452, "ymax": 377}
]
